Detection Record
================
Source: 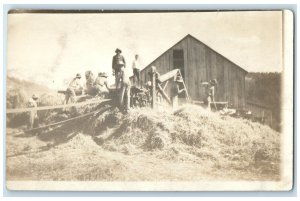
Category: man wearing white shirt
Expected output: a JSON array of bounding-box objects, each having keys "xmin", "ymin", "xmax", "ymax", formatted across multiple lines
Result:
[{"xmin": 64, "ymin": 73, "xmax": 83, "ymax": 104}]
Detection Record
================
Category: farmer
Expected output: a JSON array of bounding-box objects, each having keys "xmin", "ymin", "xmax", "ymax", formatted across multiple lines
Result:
[
  {"xmin": 64, "ymin": 73, "xmax": 83, "ymax": 104},
  {"xmin": 85, "ymin": 70, "xmax": 96, "ymax": 96},
  {"xmin": 132, "ymin": 54, "xmax": 140, "ymax": 87},
  {"xmin": 94, "ymin": 72, "xmax": 110, "ymax": 98},
  {"xmin": 144, "ymin": 81, "xmax": 152, "ymax": 106},
  {"xmin": 170, "ymin": 76, "xmax": 186, "ymax": 109},
  {"xmin": 112, "ymin": 48, "xmax": 126, "ymax": 89},
  {"xmin": 119, "ymin": 66, "xmax": 131, "ymax": 113},
  {"xmin": 203, "ymin": 78, "xmax": 217, "ymax": 110},
  {"xmin": 27, "ymin": 94, "xmax": 39, "ymax": 129}
]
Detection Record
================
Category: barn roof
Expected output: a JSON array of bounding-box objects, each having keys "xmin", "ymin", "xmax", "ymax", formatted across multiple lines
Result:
[{"xmin": 140, "ymin": 34, "xmax": 248, "ymax": 74}]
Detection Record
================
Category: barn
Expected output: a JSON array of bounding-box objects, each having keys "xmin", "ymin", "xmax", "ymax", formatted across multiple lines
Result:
[{"xmin": 137, "ymin": 34, "xmax": 248, "ymax": 109}]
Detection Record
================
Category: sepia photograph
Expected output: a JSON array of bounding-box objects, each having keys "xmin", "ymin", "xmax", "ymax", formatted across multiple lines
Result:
[{"xmin": 5, "ymin": 10, "xmax": 294, "ymax": 191}]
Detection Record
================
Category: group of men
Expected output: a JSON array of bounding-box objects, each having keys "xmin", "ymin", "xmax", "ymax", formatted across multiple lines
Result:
[
  {"xmin": 62, "ymin": 48, "xmax": 138, "ymax": 113},
  {"xmin": 64, "ymin": 71, "xmax": 109, "ymax": 105},
  {"xmin": 26, "ymin": 47, "xmax": 217, "ymax": 129},
  {"xmin": 112, "ymin": 48, "xmax": 143, "ymax": 112},
  {"xmin": 26, "ymin": 71, "xmax": 110, "ymax": 129}
]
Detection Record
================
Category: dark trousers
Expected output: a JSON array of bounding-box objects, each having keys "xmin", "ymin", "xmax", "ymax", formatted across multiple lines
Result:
[
  {"xmin": 133, "ymin": 68, "xmax": 140, "ymax": 85},
  {"xmin": 119, "ymin": 81, "xmax": 131, "ymax": 112}
]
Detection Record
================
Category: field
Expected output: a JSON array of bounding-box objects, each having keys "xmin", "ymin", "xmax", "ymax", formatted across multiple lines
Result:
[{"xmin": 6, "ymin": 104, "xmax": 281, "ymax": 181}]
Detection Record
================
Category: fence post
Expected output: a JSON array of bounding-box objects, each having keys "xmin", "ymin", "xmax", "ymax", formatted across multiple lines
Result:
[{"xmin": 151, "ymin": 66, "xmax": 156, "ymax": 109}]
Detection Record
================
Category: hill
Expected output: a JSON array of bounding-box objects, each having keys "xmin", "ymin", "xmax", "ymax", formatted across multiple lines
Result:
[{"xmin": 7, "ymin": 76, "xmax": 54, "ymax": 98}]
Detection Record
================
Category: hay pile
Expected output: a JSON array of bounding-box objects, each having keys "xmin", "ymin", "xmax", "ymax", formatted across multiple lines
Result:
[{"xmin": 97, "ymin": 104, "xmax": 280, "ymax": 176}]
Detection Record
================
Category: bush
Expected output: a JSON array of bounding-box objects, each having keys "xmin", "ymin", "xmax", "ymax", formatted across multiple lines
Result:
[
  {"xmin": 6, "ymin": 89, "xmax": 28, "ymax": 127},
  {"xmin": 6, "ymin": 88, "xmax": 27, "ymax": 109}
]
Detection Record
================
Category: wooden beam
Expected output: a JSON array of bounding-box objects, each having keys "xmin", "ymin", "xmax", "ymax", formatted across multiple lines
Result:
[
  {"xmin": 157, "ymin": 84, "xmax": 172, "ymax": 105},
  {"xmin": 7, "ymin": 106, "xmax": 112, "ymax": 135},
  {"xmin": 157, "ymin": 69, "xmax": 178, "ymax": 83},
  {"xmin": 177, "ymin": 70, "xmax": 190, "ymax": 100},
  {"xmin": 151, "ymin": 66, "xmax": 157, "ymax": 109},
  {"xmin": 6, "ymin": 99, "xmax": 111, "ymax": 114},
  {"xmin": 162, "ymin": 80, "xmax": 169, "ymax": 91}
]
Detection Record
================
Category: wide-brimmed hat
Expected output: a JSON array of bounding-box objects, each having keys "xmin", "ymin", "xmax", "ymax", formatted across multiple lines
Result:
[
  {"xmin": 76, "ymin": 73, "xmax": 81, "ymax": 79},
  {"xmin": 100, "ymin": 72, "xmax": 108, "ymax": 77},
  {"xmin": 115, "ymin": 48, "xmax": 122, "ymax": 53},
  {"xmin": 209, "ymin": 79, "xmax": 218, "ymax": 85},
  {"xmin": 32, "ymin": 94, "xmax": 38, "ymax": 100}
]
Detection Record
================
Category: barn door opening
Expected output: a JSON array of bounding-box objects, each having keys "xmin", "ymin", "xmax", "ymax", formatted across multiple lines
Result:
[{"xmin": 173, "ymin": 49, "xmax": 184, "ymax": 80}]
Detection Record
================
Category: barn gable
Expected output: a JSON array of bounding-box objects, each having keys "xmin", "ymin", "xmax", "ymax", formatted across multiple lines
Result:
[
  {"xmin": 140, "ymin": 34, "xmax": 248, "ymax": 75},
  {"xmin": 137, "ymin": 34, "xmax": 248, "ymax": 108}
]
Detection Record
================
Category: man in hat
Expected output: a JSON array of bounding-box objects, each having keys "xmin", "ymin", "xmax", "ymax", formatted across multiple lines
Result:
[
  {"xmin": 112, "ymin": 48, "xmax": 126, "ymax": 88},
  {"xmin": 27, "ymin": 94, "xmax": 39, "ymax": 129},
  {"xmin": 94, "ymin": 72, "xmax": 110, "ymax": 98},
  {"xmin": 170, "ymin": 76, "xmax": 186, "ymax": 109},
  {"xmin": 64, "ymin": 73, "xmax": 83, "ymax": 104},
  {"xmin": 132, "ymin": 54, "xmax": 140, "ymax": 87},
  {"xmin": 202, "ymin": 78, "xmax": 217, "ymax": 110},
  {"xmin": 85, "ymin": 70, "xmax": 96, "ymax": 96}
]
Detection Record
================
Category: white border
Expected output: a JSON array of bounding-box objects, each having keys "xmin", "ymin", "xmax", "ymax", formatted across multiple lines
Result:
[{"xmin": 1, "ymin": 0, "xmax": 298, "ymax": 198}]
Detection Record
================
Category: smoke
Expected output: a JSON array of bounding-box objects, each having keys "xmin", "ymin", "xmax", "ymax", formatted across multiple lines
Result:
[{"xmin": 50, "ymin": 32, "xmax": 68, "ymax": 73}]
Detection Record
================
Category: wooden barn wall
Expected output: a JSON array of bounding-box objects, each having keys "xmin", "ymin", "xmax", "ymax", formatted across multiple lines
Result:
[
  {"xmin": 139, "ymin": 36, "xmax": 247, "ymax": 108},
  {"xmin": 186, "ymin": 37, "xmax": 246, "ymax": 108},
  {"xmin": 140, "ymin": 39, "xmax": 188, "ymax": 82},
  {"xmin": 139, "ymin": 39, "xmax": 189, "ymax": 97}
]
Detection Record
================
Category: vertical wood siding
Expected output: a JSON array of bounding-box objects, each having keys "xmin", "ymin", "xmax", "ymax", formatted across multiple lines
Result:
[{"xmin": 138, "ymin": 35, "xmax": 247, "ymax": 108}]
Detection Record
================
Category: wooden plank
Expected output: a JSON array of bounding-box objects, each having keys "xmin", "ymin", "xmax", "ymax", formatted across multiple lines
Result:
[
  {"xmin": 177, "ymin": 70, "xmax": 190, "ymax": 99},
  {"xmin": 216, "ymin": 54, "xmax": 225, "ymax": 102},
  {"xmin": 6, "ymin": 99, "xmax": 111, "ymax": 114},
  {"xmin": 199, "ymin": 43, "xmax": 206, "ymax": 100},
  {"xmin": 242, "ymin": 71, "xmax": 247, "ymax": 108},
  {"xmin": 223, "ymin": 60, "xmax": 229, "ymax": 102},
  {"xmin": 192, "ymin": 40, "xmax": 200, "ymax": 100},
  {"xmin": 211, "ymin": 51, "xmax": 217, "ymax": 80},
  {"xmin": 151, "ymin": 66, "xmax": 157, "ymax": 109},
  {"xmin": 158, "ymin": 69, "xmax": 178, "ymax": 82},
  {"xmin": 183, "ymin": 37, "xmax": 188, "ymax": 82},
  {"xmin": 185, "ymin": 37, "xmax": 192, "ymax": 99},
  {"xmin": 193, "ymin": 41, "xmax": 210, "ymax": 101},
  {"xmin": 8, "ymin": 106, "xmax": 112, "ymax": 135},
  {"xmin": 228, "ymin": 63, "xmax": 234, "ymax": 107},
  {"xmin": 233, "ymin": 69, "xmax": 238, "ymax": 107},
  {"xmin": 162, "ymin": 80, "xmax": 169, "ymax": 91},
  {"xmin": 238, "ymin": 70, "xmax": 243, "ymax": 108},
  {"xmin": 193, "ymin": 100, "xmax": 228, "ymax": 104}
]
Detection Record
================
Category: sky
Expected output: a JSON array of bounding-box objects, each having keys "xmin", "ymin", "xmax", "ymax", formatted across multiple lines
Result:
[{"xmin": 7, "ymin": 11, "xmax": 283, "ymax": 90}]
